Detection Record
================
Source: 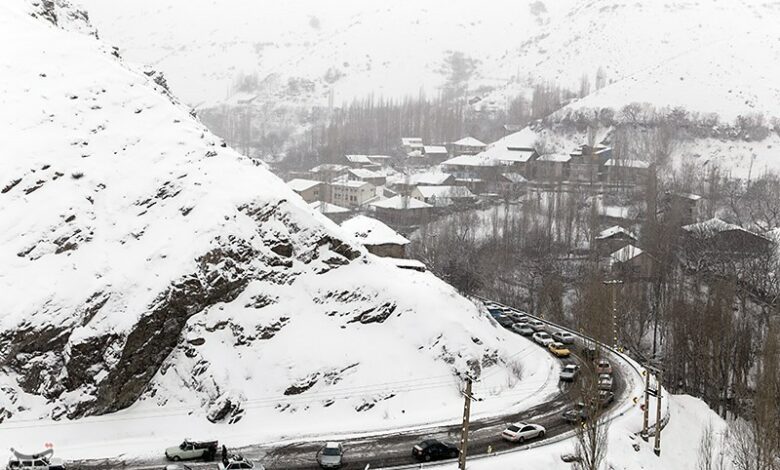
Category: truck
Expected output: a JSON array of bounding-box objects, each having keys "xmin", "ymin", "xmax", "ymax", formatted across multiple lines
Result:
[{"xmin": 164, "ymin": 440, "xmax": 218, "ymax": 461}]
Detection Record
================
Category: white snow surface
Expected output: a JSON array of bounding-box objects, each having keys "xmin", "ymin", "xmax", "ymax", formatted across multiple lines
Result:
[{"xmin": 0, "ymin": 0, "xmax": 559, "ymax": 454}]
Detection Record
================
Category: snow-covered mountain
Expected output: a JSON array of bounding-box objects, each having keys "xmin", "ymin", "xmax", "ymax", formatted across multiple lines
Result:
[
  {"xmin": 77, "ymin": 0, "xmax": 780, "ymax": 120},
  {"xmin": 0, "ymin": 0, "xmax": 530, "ymax": 433}
]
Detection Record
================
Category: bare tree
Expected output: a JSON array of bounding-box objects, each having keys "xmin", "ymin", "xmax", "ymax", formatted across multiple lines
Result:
[{"xmin": 573, "ymin": 360, "xmax": 610, "ymax": 470}]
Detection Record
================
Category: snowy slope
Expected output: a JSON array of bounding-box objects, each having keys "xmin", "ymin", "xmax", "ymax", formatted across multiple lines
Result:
[
  {"xmin": 75, "ymin": 0, "xmax": 574, "ymax": 107},
  {"xmin": 0, "ymin": 0, "xmax": 546, "ymax": 436}
]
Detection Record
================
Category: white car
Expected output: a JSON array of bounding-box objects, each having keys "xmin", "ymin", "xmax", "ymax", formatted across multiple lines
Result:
[
  {"xmin": 552, "ymin": 330, "xmax": 576, "ymax": 344},
  {"xmin": 501, "ymin": 422, "xmax": 546, "ymax": 443},
  {"xmin": 527, "ymin": 319, "xmax": 546, "ymax": 332},
  {"xmin": 317, "ymin": 442, "xmax": 344, "ymax": 469},
  {"xmin": 218, "ymin": 456, "xmax": 263, "ymax": 470},
  {"xmin": 532, "ymin": 331, "xmax": 554, "ymax": 346},
  {"xmin": 512, "ymin": 323, "xmax": 534, "ymax": 336}
]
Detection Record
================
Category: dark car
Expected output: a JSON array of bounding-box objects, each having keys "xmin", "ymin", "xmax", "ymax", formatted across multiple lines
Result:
[
  {"xmin": 412, "ymin": 439, "xmax": 459, "ymax": 462},
  {"xmin": 562, "ymin": 402, "xmax": 589, "ymax": 424},
  {"xmin": 596, "ymin": 390, "xmax": 615, "ymax": 407}
]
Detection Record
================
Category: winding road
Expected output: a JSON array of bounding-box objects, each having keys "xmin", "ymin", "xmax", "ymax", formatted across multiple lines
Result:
[{"xmin": 73, "ymin": 300, "xmax": 640, "ymax": 470}]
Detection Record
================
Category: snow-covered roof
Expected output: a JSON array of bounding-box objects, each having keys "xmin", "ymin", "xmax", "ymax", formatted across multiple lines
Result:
[
  {"xmin": 681, "ymin": 218, "xmax": 764, "ymax": 237},
  {"xmin": 401, "ymin": 137, "xmax": 424, "ymax": 147},
  {"xmin": 310, "ymin": 163, "xmax": 349, "ymax": 173},
  {"xmin": 604, "ymin": 159, "xmax": 650, "ymax": 169},
  {"xmin": 391, "ymin": 171, "xmax": 453, "ymax": 186},
  {"xmin": 442, "ymin": 152, "xmax": 498, "ymax": 167},
  {"xmin": 452, "ymin": 137, "xmax": 486, "ymax": 147},
  {"xmin": 496, "ymin": 148, "xmax": 536, "ymax": 163},
  {"xmin": 345, "ymin": 154, "xmax": 373, "ymax": 164},
  {"xmin": 388, "ymin": 257, "xmax": 427, "ymax": 271},
  {"xmin": 370, "ymin": 195, "xmax": 433, "ymax": 210},
  {"xmin": 286, "ymin": 178, "xmax": 321, "ymax": 192},
  {"xmin": 332, "ymin": 179, "xmax": 373, "ymax": 189},
  {"xmin": 596, "ymin": 225, "xmax": 638, "ymax": 240},
  {"xmin": 309, "ymin": 201, "xmax": 350, "ymax": 214},
  {"xmin": 610, "ymin": 244, "xmax": 644, "ymax": 264},
  {"xmin": 348, "ymin": 168, "xmax": 383, "ymax": 179},
  {"xmin": 415, "ymin": 185, "xmax": 475, "ymax": 199},
  {"xmin": 341, "ymin": 215, "xmax": 410, "ymax": 246},
  {"xmin": 537, "ymin": 154, "xmax": 572, "ymax": 163},
  {"xmin": 366, "ymin": 154, "xmax": 393, "ymax": 161},
  {"xmin": 424, "ymin": 145, "xmax": 448, "ymax": 155},
  {"xmin": 501, "ymin": 173, "xmax": 528, "ymax": 183}
]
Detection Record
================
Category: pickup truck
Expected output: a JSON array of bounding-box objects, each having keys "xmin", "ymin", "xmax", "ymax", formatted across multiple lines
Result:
[
  {"xmin": 165, "ymin": 440, "xmax": 218, "ymax": 461},
  {"xmin": 7, "ymin": 448, "xmax": 65, "ymax": 470}
]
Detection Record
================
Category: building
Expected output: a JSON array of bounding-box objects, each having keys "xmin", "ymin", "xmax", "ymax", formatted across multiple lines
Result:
[
  {"xmin": 534, "ymin": 154, "xmax": 571, "ymax": 181},
  {"xmin": 369, "ymin": 195, "xmax": 433, "ymax": 227},
  {"xmin": 366, "ymin": 154, "xmax": 394, "ymax": 166},
  {"xmin": 450, "ymin": 136, "xmax": 486, "ymax": 156},
  {"xmin": 401, "ymin": 137, "xmax": 424, "ymax": 153},
  {"xmin": 411, "ymin": 185, "xmax": 476, "ymax": 207},
  {"xmin": 344, "ymin": 154, "xmax": 382, "ymax": 171},
  {"xmin": 347, "ymin": 168, "xmax": 386, "ymax": 186},
  {"xmin": 595, "ymin": 225, "xmax": 638, "ymax": 256},
  {"xmin": 609, "ymin": 244, "xmax": 654, "ymax": 278},
  {"xmin": 423, "ymin": 145, "xmax": 449, "ymax": 164},
  {"xmin": 388, "ymin": 171, "xmax": 456, "ymax": 194},
  {"xmin": 330, "ymin": 180, "xmax": 376, "ymax": 209},
  {"xmin": 309, "ymin": 164, "xmax": 349, "ymax": 182},
  {"xmin": 682, "ymin": 218, "xmax": 773, "ymax": 258},
  {"xmin": 310, "ymin": 201, "xmax": 352, "ymax": 224},
  {"xmin": 663, "ymin": 192, "xmax": 702, "ymax": 225},
  {"xmin": 341, "ymin": 215, "xmax": 410, "ymax": 258},
  {"xmin": 604, "ymin": 158, "xmax": 650, "ymax": 185},
  {"xmin": 286, "ymin": 178, "xmax": 322, "ymax": 203},
  {"xmin": 494, "ymin": 173, "xmax": 528, "ymax": 195}
]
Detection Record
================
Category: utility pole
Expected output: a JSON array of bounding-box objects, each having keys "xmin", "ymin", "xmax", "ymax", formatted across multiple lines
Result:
[
  {"xmin": 642, "ymin": 368, "xmax": 651, "ymax": 438},
  {"xmin": 654, "ymin": 369, "xmax": 663, "ymax": 456},
  {"xmin": 603, "ymin": 279, "xmax": 623, "ymax": 349},
  {"xmin": 458, "ymin": 377, "xmax": 474, "ymax": 470}
]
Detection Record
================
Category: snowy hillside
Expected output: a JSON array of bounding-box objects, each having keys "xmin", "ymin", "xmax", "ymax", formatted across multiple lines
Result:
[
  {"xmin": 0, "ymin": 0, "xmax": 535, "ymax": 436},
  {"xmin": 77, "ymin": 0, "xmax": 780, "ymax": 120},
  {"xmin": 76, "ymin": 0, "xmax": 575, "ymax": 108}
]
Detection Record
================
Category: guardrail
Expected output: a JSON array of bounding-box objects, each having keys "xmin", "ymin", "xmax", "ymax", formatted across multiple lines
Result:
[{"xmin": 375, "ymin": 297, "xmax": 655, "ymax": 470}]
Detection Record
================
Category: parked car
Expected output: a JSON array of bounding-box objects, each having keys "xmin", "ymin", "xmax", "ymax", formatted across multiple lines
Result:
[
  {"xmin": 562, "ymin": 402, "xmax": 589, "ymax": 424},
  {"xmin": 165, "ymin": 440, "xmax": 218, "ymax": 462},
  {"xmin": 411, "ymin": 440, "xmax": 459, "ymax": 462},
  {"xmin": 496, "ymin": 315, "xmax": 514, "ymax": 327},
  {"xmin": 552, "ymin": 330, "xmax": 576, "ymax": 344},
  {"xmin": 582, "ymin": 344, "xmax": 598, "ymax": 361},
  {"xmin": 316, "ymin": 442, "xmax": 343, "ymax": 469},
  {"xmin": 217, "ymin": 455, "xmax": 261, "ymax": 470},
  {"xmin": 165, "ymin": 466, "xmax": 193, "ymax": 470},
  {"xmin": 7, "ymin": 449, "xmax": 65, "ymax": 470},
  {"xmin": 596, "ymin": 359, "xmax": 612, "ymax": 375},
  {"xmin": 559, "ymin": 364, "xmax": 579, "ymax": 382},
  {"xmin": 527, "ymin": 319, "xmax": 546, "ymax": 332},
  {"xmin": 501, "ymin": 422, "xmax": 546, "ymax": 443},
  {"xmin": 532, "ymin": 331, "xmax": 554, "ymax": 346},
  {"xmin": 598, "ymin": 373, "xmax": 614, "ymax": 391},
  {"xmin": 512, "ymin": 323, "xmax": 534, "ymax": 336},
  {"xmin": 548, "ymin": 342, "xmax": 571, "ymax": 358},
  {"xmin": 510, "ymin": 313, "xmax": 528, "ymax": 323}
]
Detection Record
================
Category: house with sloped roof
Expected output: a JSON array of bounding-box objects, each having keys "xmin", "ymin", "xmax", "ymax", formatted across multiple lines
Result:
[
  {"xmin": 286, "ymin": 178, "xmax": 322, "ymax": 203},
  {"xmin": 423, "ymin": 145, "xmax": 449, "ymax": 164},
  {"xmin": 369, "ymin": 195, "xmax": 433, "ymax": 227},
  {"xmin": 604, "ymin": 158, "xmax": 650, "ymax": 185},
  {"xmin": 450, "ymin": 136, "xmax": 487, "ymax": 156},
  {"xmin": 682, "ymin": 218, "xmax": 773, "ymax": 259},
  {"xmin": 347, "ymin": 168, "xmax": 386, "ymax": 186},
  {"xmin": 595, "ymin": 225, "xmax": 638, "ymax": 255},
  {"xmin": 310, "ymin": 200, "xmax": 352, "ymax": 224},
  {"xmin": 610, "ymin": 244, "xmax": 654, "ymax": 278},
  {"xmin": 341, "ymin": 215, "xmax": 410, "ymax": 258},
  {"xmin": 535, "ymin": 154, "xmax": 572, "ymax": 181},
  {"xmin": 410, "ymin": 185, "xmax": 476, "ymax": 207}
]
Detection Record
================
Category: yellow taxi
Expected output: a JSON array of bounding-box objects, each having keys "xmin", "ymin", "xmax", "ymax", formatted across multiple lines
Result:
[{"xmin": 548, "ymin": 341, "xmax": 571, "ymax": 358}]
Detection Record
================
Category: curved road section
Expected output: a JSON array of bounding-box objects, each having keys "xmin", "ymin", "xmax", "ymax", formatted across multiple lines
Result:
[{"xmin": 75, "ymin": 299, "xmax": 643, "ymax": 470}]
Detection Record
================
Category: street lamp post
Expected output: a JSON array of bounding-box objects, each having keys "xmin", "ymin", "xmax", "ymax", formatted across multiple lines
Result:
[{"xmin": 603, "ymin": 279, "xmax": 623, "ymax": 349}]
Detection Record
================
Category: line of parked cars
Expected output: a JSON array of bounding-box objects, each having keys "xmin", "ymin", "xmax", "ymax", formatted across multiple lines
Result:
[{"xmin": 163, "ymin": 439, "xmax": 346, "ymax": 469}]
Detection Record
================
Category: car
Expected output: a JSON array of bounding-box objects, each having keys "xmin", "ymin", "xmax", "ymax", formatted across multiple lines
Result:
[
  {"xmin": 527, "ymin": 319, "xmax": 546, "ymax": 332},
  {"xmin": 595, "ymin": 359, "xmax": 612, "ymax": 375},
  {"xmin": 510, "ymin": 313, "xmax": 528, "ymax": 323},
  {"xmin": 562, "ymin": 402, "xmax": 589, "ymax": 424},
  {"xmin": 165, "ymin": 440, "xmax": 218, "ymax": 461},
  {"xmin": 411, "ymin": 439, "xmax": 459, "ymax": 462},
  {"xmin": 598, "ymin": 373, "xmax": 613, "ymax": 391},
  {"xmin": 596, "ymin": 390, "xmax": 615, "ymax": 407},
  {"xmin": 548, "ymin": 341, "xmax": 571, "ymax": 358},
  {"xmin": 552, "ymin": 330, "xmax": 576, "ymax": 344},
  {"xmin": 218, "ymin": 455, "xmax": 261, "ymax": 470},
  {"xmin": 559, "ymin": 364, "xmax": 579, "ymax": 382},
  {"xmin": 582, "ymin": 344, "xmax": 598, "ymax": 361},
  {"xmin": 532, "ymin": 331, "xmax": 554, "ymax": 346},
  {"xmin": 317, "ymin": 442, "xmax": 343, "ymax": 469},
  {"xmin": 512, "ymin": 323, "xmax": 535, "ymax": 336},
  {"xmin": 501, "ymin": 422, "xmax": 546, "ymax": 443},
  {"xmin": 165, "ymin": 466, "xmax": 193, "ymax": 470},
  {"xmin": 7, "ymin": 449, "xmax": 66, "ymax": 470}
]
